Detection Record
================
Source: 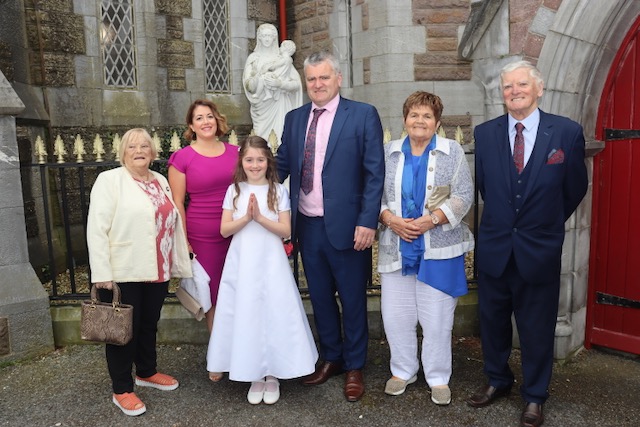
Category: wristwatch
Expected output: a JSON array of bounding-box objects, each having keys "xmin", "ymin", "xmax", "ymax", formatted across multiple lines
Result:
[{"xmin": 430, "ymin": 213, "xmax": 440, "ymax": 225}]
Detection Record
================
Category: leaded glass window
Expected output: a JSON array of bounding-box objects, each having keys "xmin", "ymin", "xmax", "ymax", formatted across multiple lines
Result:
[
  {"xmin": 203, "ymin": 0, "xmax": 230, "ymax": 93},
  {"xmin": 100, "ymin": 0, "xmax": 137, "ymax": 87}
]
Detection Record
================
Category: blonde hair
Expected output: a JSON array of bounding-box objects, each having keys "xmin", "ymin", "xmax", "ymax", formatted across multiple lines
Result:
[{"xmin": 119, "ymin": 128, "xmax": 157, "ymax": 165}]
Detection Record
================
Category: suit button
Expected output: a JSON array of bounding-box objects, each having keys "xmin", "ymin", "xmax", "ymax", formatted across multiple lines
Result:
[
  {"xmin": 518, "ymin": 179, "xmax": 522, "ymax": 184},
  {"xmin": 516, "ymin": 194, "xmax": 521, "ymax": 199},
  {"xmin": 516, "ymin": 208, "xmax": 520, "ymax": 213},
  {"xmin": 427, "ymin": 185, "xmax": 432, "ymax": 190},
  {"xmin": 513, "ymin": 228, "xmax": 518, "ymax": 233}
]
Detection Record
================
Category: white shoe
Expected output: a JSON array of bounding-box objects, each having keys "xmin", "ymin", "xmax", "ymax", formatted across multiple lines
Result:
[
  {"xmin": 263, "ymin": 376, "xmax": 280, "ymax": 405},
  {"xmin": 247, "ymin": 379, "xmax": 266, "ymax": 404}
]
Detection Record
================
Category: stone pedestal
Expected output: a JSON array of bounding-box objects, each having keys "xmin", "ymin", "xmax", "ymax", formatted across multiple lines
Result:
[{"xmin": 0, "ymin": 71, "xmax": 54, "ymax": 362}]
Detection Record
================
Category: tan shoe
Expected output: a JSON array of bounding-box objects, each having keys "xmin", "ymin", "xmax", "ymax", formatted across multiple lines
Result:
[
  {"xmin": 431, "ymin": 385, "xmax": 452, "ymax": 405},
  {"xmin": 384, "ymin": 375, "xmax": 417, "ymax": 396}
]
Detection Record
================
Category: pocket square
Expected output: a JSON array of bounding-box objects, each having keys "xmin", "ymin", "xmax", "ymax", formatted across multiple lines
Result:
[{"xmin": 546, "ymin": 148, "xmax": 564, "ymax": 164}]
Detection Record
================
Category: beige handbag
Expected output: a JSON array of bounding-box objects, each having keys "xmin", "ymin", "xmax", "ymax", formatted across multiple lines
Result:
[
  {"xmin": 81, "ymin": 283, "xmax": 133, "ymax": 346},
  {"xmin": 175, "ymin": 286, "xmax": 206, "ymax": 321},
  {"xmin": 176, "ymin": 257, "xmax": 211, "ymax": 321}
]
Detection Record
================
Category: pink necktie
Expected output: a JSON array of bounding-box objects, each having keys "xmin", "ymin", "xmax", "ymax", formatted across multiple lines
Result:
[
  {"xmin": 514, "ymin": 122, "xmax": 525, "ymax": 174},
  {"xmin": 301, "ymin": 108, "xmax": 326, "ymax": 195}
]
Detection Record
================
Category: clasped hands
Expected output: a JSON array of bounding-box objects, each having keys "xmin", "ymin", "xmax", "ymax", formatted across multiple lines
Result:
[
  {"xmin": 389, "ymin": 215, "xmax": 435, "ymax": 243},
  {"xmin": 244, "ymin": 193, "xmax": 264, "ymax": 223}
]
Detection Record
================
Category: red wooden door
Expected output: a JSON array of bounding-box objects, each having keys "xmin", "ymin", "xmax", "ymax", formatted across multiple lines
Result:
[{"xmin": 587, "ymin": 16, "xmax": 640, "ymax": 354}]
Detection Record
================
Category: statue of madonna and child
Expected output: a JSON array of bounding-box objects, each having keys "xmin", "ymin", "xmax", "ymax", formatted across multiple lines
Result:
[{"xmin": 243, "ymin": 24, "xmax": 303, "ymax": 143}]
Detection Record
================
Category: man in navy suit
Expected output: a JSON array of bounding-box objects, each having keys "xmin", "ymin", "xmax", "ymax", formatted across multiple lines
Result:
[
  {"xmin": 468, "ymin": 61, "xmax": 588, "ymax": 427},
  {"xmin": 276, "ymin": 51, "xmax": 384, "ymax": 402}
]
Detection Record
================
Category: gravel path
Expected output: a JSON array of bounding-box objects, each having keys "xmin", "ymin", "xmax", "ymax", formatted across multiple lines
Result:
[{"xmin": 1, "ymin": 337, "xmax": 639, "ymax": 426}]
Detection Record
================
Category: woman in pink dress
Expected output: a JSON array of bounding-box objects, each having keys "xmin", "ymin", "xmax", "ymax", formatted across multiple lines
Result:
[{"xmin": 168, "ymin": 100, "xmax": 239, "ymax": 347}]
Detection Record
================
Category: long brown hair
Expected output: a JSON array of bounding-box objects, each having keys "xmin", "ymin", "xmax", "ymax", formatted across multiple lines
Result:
[
  {"xmin": 184, "ymin": 99, "xmax": 229, "ymax": 141},
  {"xmin": 232, "ymin": 136, "xmax": 280, "ymax": 213}
]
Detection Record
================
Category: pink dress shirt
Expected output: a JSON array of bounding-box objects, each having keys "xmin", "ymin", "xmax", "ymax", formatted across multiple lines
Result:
[{"xmin": 298, "ymin": 95, "xmax": 340, "ymax": 217}]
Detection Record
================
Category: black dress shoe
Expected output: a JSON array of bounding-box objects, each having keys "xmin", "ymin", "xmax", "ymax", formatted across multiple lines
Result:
[
  {"xmin": 467, "ymin": 384, "xmax": 512, "ymax": 408},
  {"xmin": 302, "ymin": 361, "xmax": 343, "ymax": 386},
  {"xmin": 521, "ymin": 402, "xmax": 544, "ymax": 427}
]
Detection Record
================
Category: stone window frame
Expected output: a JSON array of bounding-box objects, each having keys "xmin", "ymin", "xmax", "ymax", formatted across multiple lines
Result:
[{"xmin": 99, "ymin": 0, "xmax": 138, "ymax": 88}]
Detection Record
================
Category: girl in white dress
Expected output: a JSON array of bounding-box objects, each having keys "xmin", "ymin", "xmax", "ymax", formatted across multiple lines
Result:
[{"xmin": 206, "ymin": 136, "xmax": 318, "ymax": 404}]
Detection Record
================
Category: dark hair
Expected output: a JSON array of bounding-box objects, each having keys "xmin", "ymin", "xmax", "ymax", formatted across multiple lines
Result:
[
  {"xmin": 232, "ymin": 136, "xmax": 280, "ymax": 213},
  {"xmin": 184, "ymin": 99, "xmax": 229, "ymax": 141},
  {"xmin": 402, "ymin": 91, "xmax": 444, "ymax": 123}
]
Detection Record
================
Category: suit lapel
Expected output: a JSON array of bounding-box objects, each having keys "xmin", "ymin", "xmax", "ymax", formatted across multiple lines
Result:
[
  {"xmin": 296, "ymin": 104, "xmax": 313, "ymax": 174},
  {"xmin": 324, "ymin": 98, "xmax": 349, "ymax": 167},
  {"xmin": 522, "ymin": 111, "xmax": 552, "ymax": 202}
]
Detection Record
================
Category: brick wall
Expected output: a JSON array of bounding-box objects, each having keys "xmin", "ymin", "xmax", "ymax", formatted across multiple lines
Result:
[
  {"xmin": 155, "ymin": 0, "xmax": 193, "ymax": 91},
  {"xmin": 23, "ymin": 0, "xmax": 85, "ymax": 86},
  {"xmin": 413, "ymin": 0, "xmax": 472, "ymax": 81},
  {"xmin": 511, "ymin": 0, "xmax": 565, "ymax": 63},
  {"xmin": 287, "ymin": 0, "xmax": 334, "ymax": 70}
]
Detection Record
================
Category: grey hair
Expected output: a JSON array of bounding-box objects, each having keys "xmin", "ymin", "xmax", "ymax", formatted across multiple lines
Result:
[
  {"xmin": 500, "ymin": 60, "xmax": 544, "ymax": 89},
  {"xmin": 119, "ymin": 128, "xmax": 157, "ymax": 165},
  {"xmin": 303, "ymin": 51, "xmax": 342, "ymax": 75}
]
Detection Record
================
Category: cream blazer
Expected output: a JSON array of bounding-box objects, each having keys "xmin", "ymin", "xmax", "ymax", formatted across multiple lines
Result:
[{"xmin": 87, "ymin": 167, "xmax": 192, "ymax": 283}]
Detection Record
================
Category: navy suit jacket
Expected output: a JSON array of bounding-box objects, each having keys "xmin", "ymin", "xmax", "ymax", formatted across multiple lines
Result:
[
  {"xmin": 277, "ymin": 97, "xmax": 384, "ymax": 250},
  {"xmin": 475, "ymin": 110, "xmax": 588, "ymax": 283}
]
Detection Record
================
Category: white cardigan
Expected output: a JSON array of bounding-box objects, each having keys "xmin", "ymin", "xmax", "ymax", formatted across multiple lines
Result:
[
  {"xmin": 377, "ymin": 136, "xmax": 475, "ymax": 273},
  {"xmin": 87, "ymin": 167, "xmax": 192, "ymax": 283}
]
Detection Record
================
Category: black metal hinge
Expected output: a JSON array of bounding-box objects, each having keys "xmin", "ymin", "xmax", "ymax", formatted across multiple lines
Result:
[
  {"xmin": 596, "ymin": 292, "xmax": 640, "ymax": 309},
  {"xmin": 605, "ymin": 129, "xmax": 640, "ymax": 140}
]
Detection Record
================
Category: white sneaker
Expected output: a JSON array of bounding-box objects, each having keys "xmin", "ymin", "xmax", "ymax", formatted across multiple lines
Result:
[
  {"xmin": 263, "ymin": 376, "xmax": 280, "ymax": 405},
  {"xmin": 247, "ymin": 379, "xmax": 266, "ymax": 405}
]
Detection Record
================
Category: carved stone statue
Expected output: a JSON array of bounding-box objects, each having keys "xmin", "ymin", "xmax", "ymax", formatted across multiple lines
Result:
[{"xmin": 243, "ymin": 24, "xmax": 303, "ymax": 142}]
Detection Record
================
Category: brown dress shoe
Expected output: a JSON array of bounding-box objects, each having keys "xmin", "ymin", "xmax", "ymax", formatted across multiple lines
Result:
[
  {"xmin": 467, "ymin": 384, "xmax": 512, "ymax": 408},
  {"xmin": 521, "ymin": 402, "xmax": 544, "ymax": 427},
  {"xmin": 344, "ymin": 370, "xmax": 365, "ymax": 402},
  {"xmin": 302, "ymin": 361, "xmax": 343, "ymax": 386}
]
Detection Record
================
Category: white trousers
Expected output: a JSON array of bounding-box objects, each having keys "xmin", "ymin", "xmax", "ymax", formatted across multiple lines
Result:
[{"xmin": 381, "ymin": 270, "xmax": 458, "ymax": 387}]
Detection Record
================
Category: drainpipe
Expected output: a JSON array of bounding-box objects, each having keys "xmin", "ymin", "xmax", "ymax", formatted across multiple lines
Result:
[{"xmin": 278, "ymin": 0, "xmax": 287, "ymax": 41}]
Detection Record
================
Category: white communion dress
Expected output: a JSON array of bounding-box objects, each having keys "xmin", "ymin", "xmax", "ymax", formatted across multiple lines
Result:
[{"xmin": 206, "ymin": 182, "xmax": 318, "ymax": 381}]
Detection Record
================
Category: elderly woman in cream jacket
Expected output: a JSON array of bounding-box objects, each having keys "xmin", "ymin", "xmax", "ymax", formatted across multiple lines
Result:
[
  {"xmin": 87, "ymin": 128, "xmax": 191, "ymax": 417},
  {"xmin": 377, "ymin": 91, "xmax": 474, "ymax": 405}
]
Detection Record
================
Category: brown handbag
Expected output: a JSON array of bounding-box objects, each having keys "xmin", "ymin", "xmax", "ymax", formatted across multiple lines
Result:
[{"xmin": 81, "ymin": 283, "xmax": 133, "ymax": 346}]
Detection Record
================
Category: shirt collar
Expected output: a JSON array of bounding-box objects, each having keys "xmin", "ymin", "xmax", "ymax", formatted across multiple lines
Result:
[
  {"xmin": 508, "ymin": 108, "xmax": 540, "ymax": 132},
  {"xmin": 311, "ymin": 95, "xmax": 340, "ymax": 114}
]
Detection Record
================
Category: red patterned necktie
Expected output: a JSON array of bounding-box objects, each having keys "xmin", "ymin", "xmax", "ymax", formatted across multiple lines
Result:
[
  {"xmin": 514, "ymin": 122, "xmax": 525, "ymax": 174},
  {"xmin": 301, "ymin": 108, "xmax": 326, "ymax": 195}
]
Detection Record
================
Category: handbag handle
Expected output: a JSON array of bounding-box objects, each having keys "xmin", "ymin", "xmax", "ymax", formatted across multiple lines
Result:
[{"xmin": 90, "ymin": 282, "xmax": 123, "ymax": 308}]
